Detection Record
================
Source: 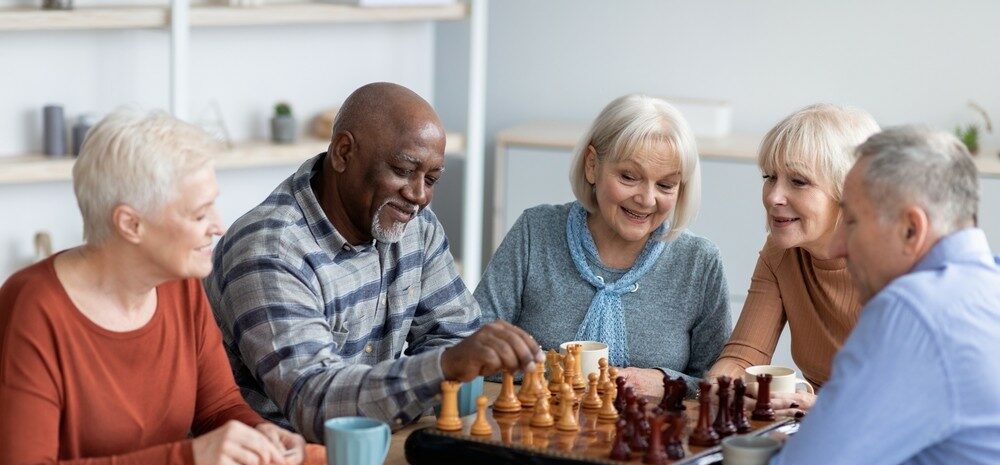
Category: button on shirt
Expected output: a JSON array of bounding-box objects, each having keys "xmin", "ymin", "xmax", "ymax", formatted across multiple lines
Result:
[
  {"xmin": 205, "ymin": 153, "xmax": 481, "ymax": 443},
  {"xmin": 772, "ymin": 228, "xmax": 1000, "ymax": 465}
]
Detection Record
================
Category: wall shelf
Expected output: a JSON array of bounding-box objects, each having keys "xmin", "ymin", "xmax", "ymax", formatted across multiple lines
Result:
[
  {"xmin": 0, "ymin": 2, "xmax": 467, "ymax": 32},
  {"xmin": 0, "ymin": 131, "xmax": 464, "ymax": 185}
]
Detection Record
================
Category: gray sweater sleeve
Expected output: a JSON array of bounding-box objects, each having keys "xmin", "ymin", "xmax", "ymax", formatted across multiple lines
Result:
[
  {"xmin": 657, "ymin": 245, "xmax": 733, "ymax": 394},
  {"xmin": 474, "ymin": 213, "xmax": 530, "ymax": 325}
]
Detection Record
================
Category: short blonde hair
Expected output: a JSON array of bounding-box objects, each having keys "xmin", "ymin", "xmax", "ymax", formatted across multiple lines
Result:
[
  {"xmin": 73, "ymin": 108, "xmax": 219, "ymax": 244},
  {"xmin": 569, "ymin": 94, "xmax": 701, "ymax": 241},
  {"xmin": 758, "ymin": 103, "xmax": 880, "ymax": 201}
]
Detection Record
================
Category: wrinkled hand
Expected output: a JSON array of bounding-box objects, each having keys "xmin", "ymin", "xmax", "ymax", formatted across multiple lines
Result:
[
  {"xmin": 440, "ymin": 320, "xmax": 545, "ymax": 381},
  {"xmin": 255, "ymin": 423, "xmax": 306, "ymax": 465},
  {"xmin": 618, "ymin": 367, "xmax": 665, "ymax": 399},
  {"xmin": 192, "ymin": 420, "xmax": 285, "ymax": 465},
  {"xmin": 744, "ymin": 390, "xmax": 816, "ymax": 418}
]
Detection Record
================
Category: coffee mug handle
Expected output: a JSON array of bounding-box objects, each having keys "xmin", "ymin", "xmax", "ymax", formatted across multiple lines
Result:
[
  {"xmin": 795, "ymin": 378, "xmax": 815, "ymax": 394},
  {"xmin": 379, "ymin": 423, "xmax": 391, "ymax": 464}
]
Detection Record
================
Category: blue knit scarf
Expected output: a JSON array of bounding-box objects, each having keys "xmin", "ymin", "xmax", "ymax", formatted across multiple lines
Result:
[{"xmin": 566, "ymin": 202, "xmax": 667, "ymax": 367}]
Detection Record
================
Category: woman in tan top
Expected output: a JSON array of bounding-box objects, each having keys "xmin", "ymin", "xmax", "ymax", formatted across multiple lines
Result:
[{"xmin": 707, "ymin": 104, "xmax": 879, "ymax": 414}]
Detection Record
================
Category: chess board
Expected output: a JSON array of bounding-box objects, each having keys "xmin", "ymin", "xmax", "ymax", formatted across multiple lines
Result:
[{"xmin": 404, "ymin": 399, "xmax": 794, "ymax": 465}]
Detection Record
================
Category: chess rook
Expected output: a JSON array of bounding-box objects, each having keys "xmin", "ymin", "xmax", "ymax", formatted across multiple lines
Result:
[
  {"xmin": 712, "ymin": 376, "xmax": 737, "ymax": 437},
  {"xmin": 751, "ymin": 373, "xmax": 776, "ymax": 421},
  {"xmin": 436, "ymin": 380, "xmax": 463, "ymax": 432},
  {"xmin": 687, "ymin": 381, "xmax": 720, "ymax": 447}
]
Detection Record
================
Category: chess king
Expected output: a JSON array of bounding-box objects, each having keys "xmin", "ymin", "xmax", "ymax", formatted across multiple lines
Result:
[
  {"xmin": 772, "ymin": 127, "xmax": 1000, "ymax": 465},
  {"xmin": 205, "ymin": 82, "xmax": 543, "ymax": 442}
]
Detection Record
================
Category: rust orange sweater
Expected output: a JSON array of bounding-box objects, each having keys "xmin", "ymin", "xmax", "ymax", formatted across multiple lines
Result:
[
  {"xmin": 0, "ymin": 256, "xmax": 264, "ymax": 465},
  {"xmin": 708, "ymin": 238, "xmax": 862, "ymax": 388}
]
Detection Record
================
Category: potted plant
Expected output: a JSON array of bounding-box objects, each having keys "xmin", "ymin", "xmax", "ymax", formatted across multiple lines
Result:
[
  {"xmin": 271, "ymin": 102, "xmax": 296, "ymax": 144},
  {"xmin": 954, "ymin": 101, "xmax": 992, "ymax": 156}
]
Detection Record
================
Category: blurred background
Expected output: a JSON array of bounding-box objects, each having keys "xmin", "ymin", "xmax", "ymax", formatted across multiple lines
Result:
[{"xmin": 2, "ymin": 0, "xmax": 999, "ymax": 369}]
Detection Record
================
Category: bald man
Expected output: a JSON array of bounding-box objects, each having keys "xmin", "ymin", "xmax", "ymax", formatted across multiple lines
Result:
[{"xmin": 206, "ymin": 83, "xmax": 543, "ymax": 442}]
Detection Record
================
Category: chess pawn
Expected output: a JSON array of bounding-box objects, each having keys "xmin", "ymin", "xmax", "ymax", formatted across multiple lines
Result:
[
  {"xmin": 555, "ymin": 383, "xmax": 580, "ymax": 431},
  {"xmin": 530, "ymin": 389, "xmax": 555, "ymax": 428},
  {"xmin": 628, "ymin": 395, "xmax": 649, "ymax": 452},
  {"xmin": 582, "ymin": 372, "xmax": 603, "ymax": 409},
  {"xmin": 493, "ymin": 370, "xmax": 522, "ymax": 413},
  {"xmin": 562, "ymin": 346, "xmax": 578, "ymax": 393},
  {"xmin": 687, "ymin": 381, "xmax": 720, "ymax": 447},
  {"xmin": 571, "ymin": 345, "xmax": 586, "ymax": 391},
  {"xmin": 470, "ymin": 396, "xmax": 493, "ymax": 436},
  {"xmin": 608, "ymin": 418, "xmax": 631, "ymax": 461},
  {"xmin": 517, "ymin": 369, "xmax": 537, "ymax": 408},
  {"xmin": 614, "ymin": 376, "xmax": 627, "ymax": 412},
  {"xmin": 732, "ymin": 378, "xmax": 753, "ymax": 434},
  {"xmin": 597, "ymin": 357, "xmax": 610, "ymax": 395},
  {"xmin": 534, "ymin": 361, "xmax": 549, "ymax": 401},
  {"xmin": 598, "ymin": 384, "xmax": 619, "ymax": 422},
  {"xmin": 712, "ymin": 376, "xmax": 737, "ymax": 438},
  {"xmin": 436, "ymin": 380, "xmax": 463, "ymax": 432},
  {"xmin": 665, "ymin": 413, "xmax": 685, "ymax": 460},
  {"xmin": 548, "ymin": 350, "xmax": 565, "ymax": 395},
  {"xmin": 751, "ymin": 374, "xmax": 776, "ymax": 421}
]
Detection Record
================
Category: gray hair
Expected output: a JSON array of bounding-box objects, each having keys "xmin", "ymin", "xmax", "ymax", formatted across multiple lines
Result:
[
  {"xmin": 73, "ymin": 108, "xmax": 219, "ymax": 244},
  {"xmin": 568, "ymin": 94, "xmax": 701, "ymax": 241},
  {"xmin": 855, "ymin": 126, "xmax": 979, "ymax": 235}
]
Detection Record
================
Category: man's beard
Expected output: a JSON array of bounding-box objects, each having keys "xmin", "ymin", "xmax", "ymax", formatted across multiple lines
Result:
[{"xmin": 371, "ymin": 199, "xmax": 418, "ymax": 243}]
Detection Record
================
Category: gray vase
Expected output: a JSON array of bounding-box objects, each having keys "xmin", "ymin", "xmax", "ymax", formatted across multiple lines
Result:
[{"xmin": 271, "ymin": 115, "xmax": 296, "ymax": 144}]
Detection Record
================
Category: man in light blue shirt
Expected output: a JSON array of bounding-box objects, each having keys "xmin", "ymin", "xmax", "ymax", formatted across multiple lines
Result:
[{"xmin": 772, "ymin": 126, "xmax": 1000, "ymax": 465}]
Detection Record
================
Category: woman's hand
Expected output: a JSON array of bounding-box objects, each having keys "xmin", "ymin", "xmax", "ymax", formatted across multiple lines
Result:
[
  {"xmin": 192, "ymin": 420, "xmax": 285, "ymax": 465},
  {"xmin": 256, "ymin": 423, "xmax": 306, "ymax": 465},
  {"xmin": 745, "ymin": 390, "xmax": 817, "ymax": 418},
  {"xmin": 618, "ymin": 367, "xmax": 665, "ymax": 399}
]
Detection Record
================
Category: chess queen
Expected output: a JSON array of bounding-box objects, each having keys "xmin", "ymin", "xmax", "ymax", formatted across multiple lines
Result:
[{"xmin": 474, "ymin": 94, "xmax": 731, "ymax": 397}]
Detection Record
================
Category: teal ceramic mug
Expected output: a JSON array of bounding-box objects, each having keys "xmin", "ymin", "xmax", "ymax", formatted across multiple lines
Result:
[
  {"xmin": 324, "ymin": 417, "xmax": 391, "ymax": 465},
  {"xmin": 434, "ymin": 375, "xmax": 484, "ymax": 417}
]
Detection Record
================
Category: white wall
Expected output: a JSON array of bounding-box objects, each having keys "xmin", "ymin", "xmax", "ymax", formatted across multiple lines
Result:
[{"xmin": 0, "ymin": 10, "xmax": 439, "ymax": 278}]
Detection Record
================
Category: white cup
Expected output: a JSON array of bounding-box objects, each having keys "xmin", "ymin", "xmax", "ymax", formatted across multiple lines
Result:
[
  {"xmin": 744, "ymin": 365, "xmax": 814, "ymax": 395},
  {"xmin": 558, "ymin": 341, "xmax": 609, "ymax": 379},
  {"xmin": 722, "ymin": 435, "xmax": 781, "ymax": 465}
]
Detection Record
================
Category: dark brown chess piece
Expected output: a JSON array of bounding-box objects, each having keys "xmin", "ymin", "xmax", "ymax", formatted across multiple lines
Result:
[
  {"xmin": 732, "ymin": 378, "xmax": 752, "ymax": 434},
  {"xmin": 643, "ymin": 413, "xmax": 667, "ymax": 465},
  {"xmin": 751, "ymin": 374, "xmax": 776, "ymax": 421},
  {"xmin": 609, "ymin": 417, "xmax": 632, "ymax": 461},
  {"xmin": 660, "ymin": 377, "xmax": 687, "ymax": 413},
  {"xmin": 637, "ymin": 398, "xmax": 652, "ymax": 438},
  {"xmin": 629, "ymin": 396, "xmax": 649, "ymax": 452},
  {"xmin": 658, "ymin": 372, "xmax": 672, "ymax": 410},
  {"xmin": 712, "ymin": 376, "xmax": 737, "ymax": 438},
  {"xmin": 687, "ymin": 381, "xmax": 720, "ymax": 447},
  {"xmin": 666, "ymin": 413, "xmax": 685, "ymax": 460},
  {"xmin": 614, "ymin": 376, "xmax": 627, "ymax": 412}
]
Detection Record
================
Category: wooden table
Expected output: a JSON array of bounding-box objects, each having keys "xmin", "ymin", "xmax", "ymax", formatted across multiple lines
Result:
[{"xmin": 385, "ymin": 381, "xmax": 502, "ymax": 465}]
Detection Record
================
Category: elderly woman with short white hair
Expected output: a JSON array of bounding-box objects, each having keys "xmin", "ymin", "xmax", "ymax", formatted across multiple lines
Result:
[
  {"xmin": 475, "ymin": 94, "xmax": 732, "ymax": 396},
  {"xmin": 0, "ymin": 109, "xmax": 304, "ymax": 465},
  {"xmin": 707, "ymin": 103, "xmax": 880, "ymax": 414}
]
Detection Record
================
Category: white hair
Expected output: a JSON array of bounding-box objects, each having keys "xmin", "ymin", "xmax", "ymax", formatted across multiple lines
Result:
[
  {"xmin": 568, "ymin": 94, "xmax": 701, "ymax": 241},
  {"xmin": 758, "ymin": 103, "xmax": 880, "ymax": 201},
  {"xmin": 855, "ymin": 126, "xmax": 979, "ymax": 235},
  {"xmin": 73, "ymin": 108, "xmax": 219, "ymax": 244}
]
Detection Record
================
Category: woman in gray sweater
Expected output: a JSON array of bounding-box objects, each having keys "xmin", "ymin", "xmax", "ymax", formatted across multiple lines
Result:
[{"xmin": 475, "ymin": 94, "xmax": 732, "ymax": 397}]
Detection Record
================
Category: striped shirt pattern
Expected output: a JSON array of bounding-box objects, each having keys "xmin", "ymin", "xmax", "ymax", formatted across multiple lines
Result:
[{"xmin": 205, "ymin": 154, "xmax": 481, "ymax": 443}]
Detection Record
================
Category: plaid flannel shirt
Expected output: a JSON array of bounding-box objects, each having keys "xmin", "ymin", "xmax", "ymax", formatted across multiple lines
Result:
[{"xmin": 205, "ymin": 153, "xmax": 481, "ymax": 442}]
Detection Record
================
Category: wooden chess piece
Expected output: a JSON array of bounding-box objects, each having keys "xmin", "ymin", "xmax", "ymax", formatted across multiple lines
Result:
[
  {"xmin": 436, "ymin": 380, "xmax": 463, "ymax": 432},
  {"xmin": 628, "ymin": 394, "xmax": 649, "ymax": 452},
  {"xmin": 664, "ymin": 377, "xmax": 687, "ymax": 413},
  {"xmin": 571, "ymin": 345, "xmax": 586, "ymax": 391},
  {"xmin": 732, "ymin": 378, "xmax": 752, "ymax": 434},
  {"xmin": 582, "ymin": 372, "xmax": 603, "ymax": 409},
  {"xmin": 614, "ymin": 376, "xmax": 627, "ymax": 412},
  {"xmin": 751, "ymin": 374, "xmax": 776, "ymax": 421},
  {"xmin": 517, "ymin": 368, "xmax": 537, "ymax": 408},
  {"xmin": 665, "ymin": 413, "xmax": 685, "ymax": 460},
  {"xmin": 598, "ymin": 384, "xmax": 619, "ymax": 422},
  {"xmin": 530, "ymin": 389, "xmax": 555, "ymax": 427},
  {"xmin": 643, "ymin": 413, "xmax": 667, "ymax": 465},
  {"xmin": 597, "ymin": 357, "xmax": 610, "ymax": 395},
  {"xmin": 658, "ymin": 371, "xmax": 672, "ymax": 410},
  {"xmin": 534, "ymin": 361, "xmax": 549, "ymax": 401},
  {"xmin": 608, "ymin": 418, "xmax": 632, "ymax": 461},
  {"xmin": 555, "ymin": 383, "xmax": 580, "ymax": 431},
  {"xmin": 493, "ymin": 370, "xmax": 522, "ymax": 413},
  {"xmin": 470, "ymin": 395, "xmax": 493, "ymax": 436},
  {"xmin": 636, "ymin": 398, "xmax": 652, "ymax": 439},
  {"xmin": 687, "ymin": 381, "xmax": 720, "ymax": 447},
  {"xmin": 562, "ymin": 345, "xmax": 578, "ymax": 394},
  {"xmin": 548, "ymin": 350, "xmax": 565, "ymax": 395},
  {"xmin": 712, "ymin": 376, "xmax": 737, "ymax": 438}
]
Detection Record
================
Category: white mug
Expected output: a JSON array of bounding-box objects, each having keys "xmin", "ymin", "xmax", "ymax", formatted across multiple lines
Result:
[
  {"xmin": 558, "ymin": 340, "xmax": 609, "ymax": 379},
  {"xmin": 722, "ymin": 435, "xmax": 781, "ymax": 465},
  {"xmin": 744, "ymin": 365, "xmax": 814, "ymax": 395}
]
